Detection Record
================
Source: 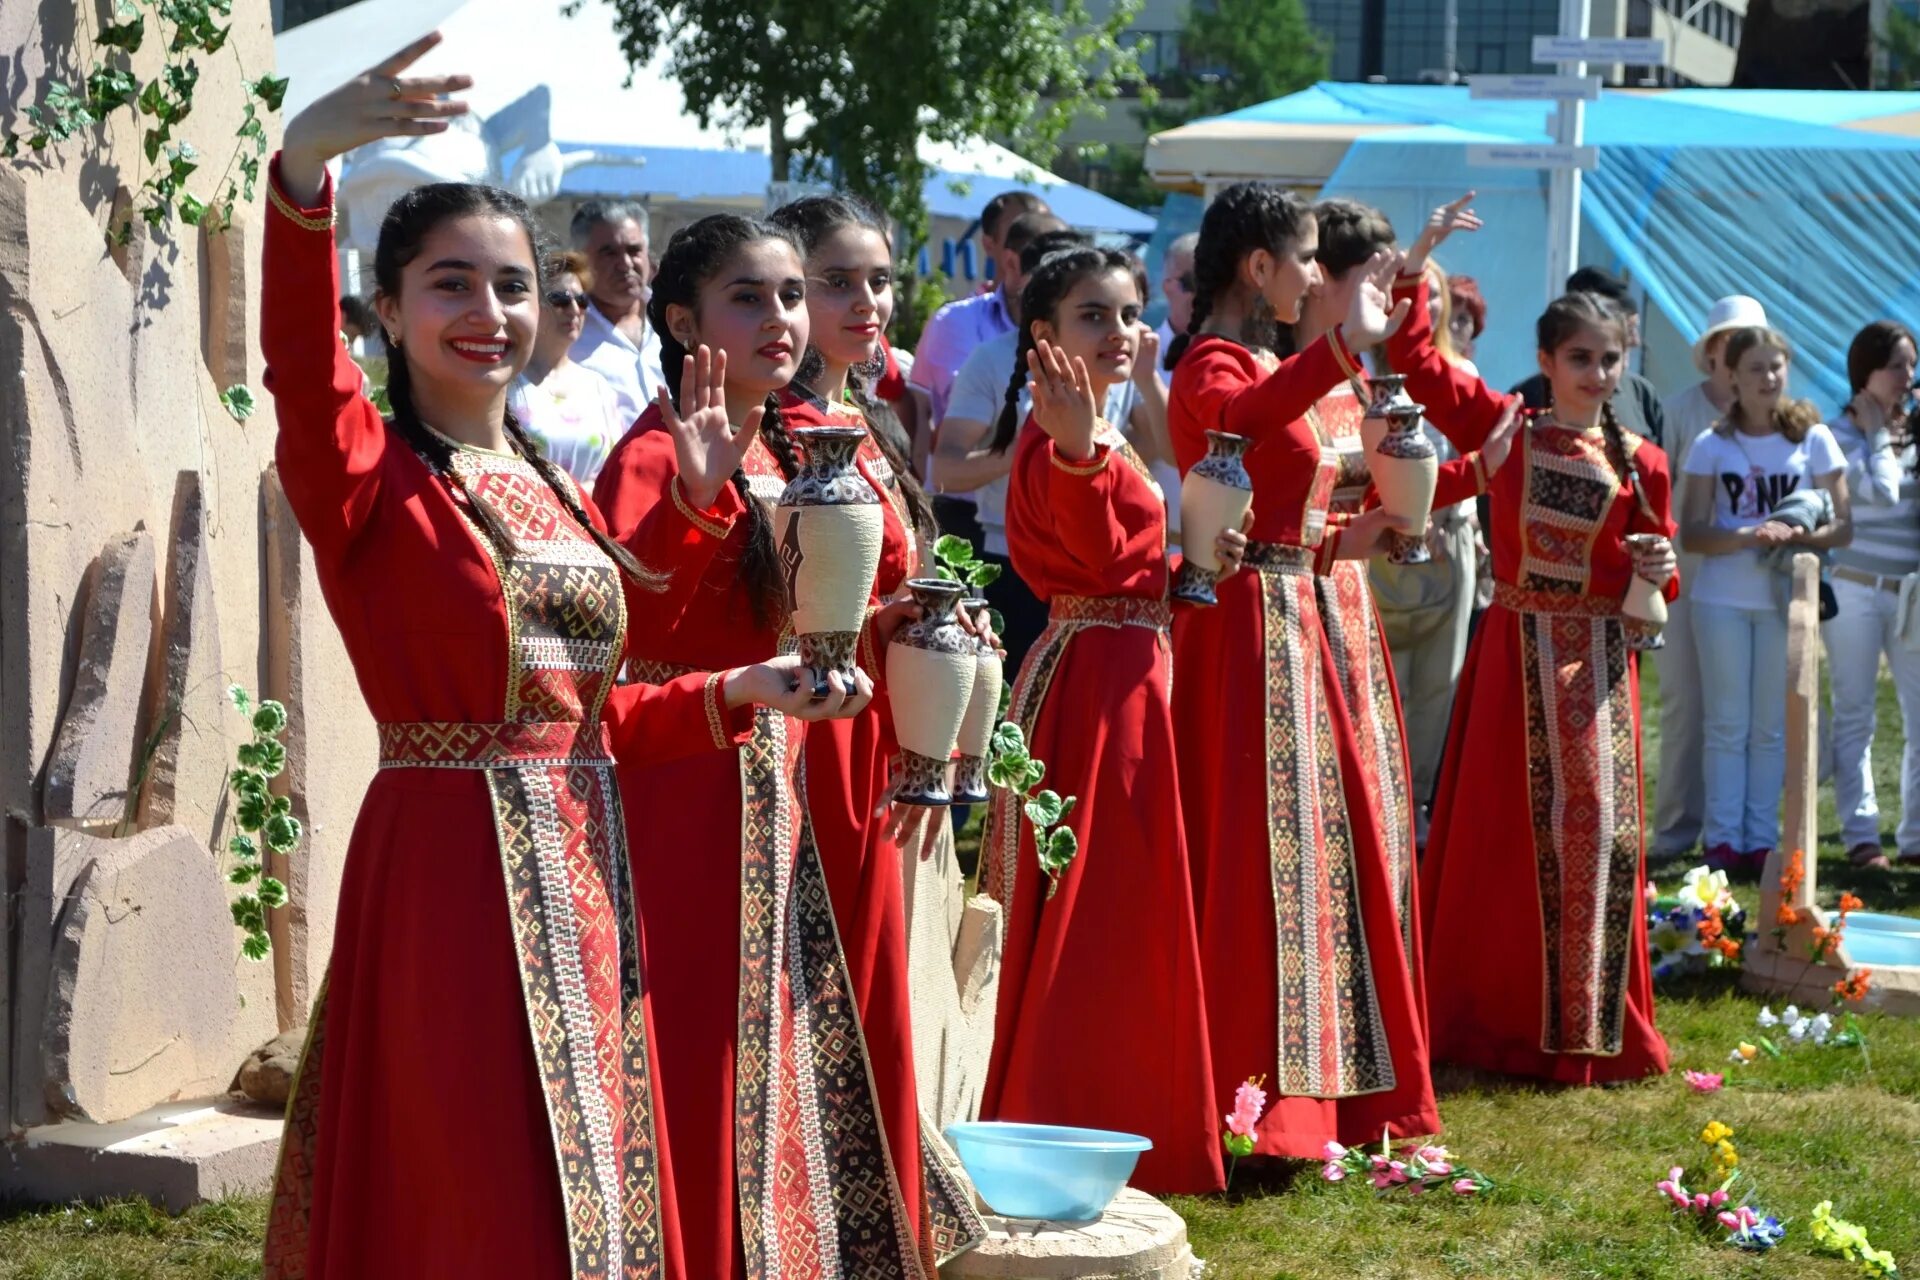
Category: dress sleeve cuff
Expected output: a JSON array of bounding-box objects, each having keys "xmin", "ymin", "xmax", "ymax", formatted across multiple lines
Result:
[
  {"xmin": 671, "ymin": 473, "xmax": 744, "ymax": 540},
  {"xmin": 1470, "ymin": 450, "xmax": 1491, "ymax": 493},
  {"xmin": 1314, "ymin": 529, "xmax": 1342, "ymax": 575},
  {"xmin": 266, "ymin": 155, "xmax": 336, "ymax": 231},
  {"xmin": 1329, "ymin": 325, "xmax": 1367, "ymax": 386},
  {"xmin": 1049, "ymin": 440, "xmax": 1111, "ymax": 476}
]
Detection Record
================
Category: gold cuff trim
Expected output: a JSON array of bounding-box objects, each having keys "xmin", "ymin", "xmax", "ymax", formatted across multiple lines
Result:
[
  {"xmin": 671, "ymin": 475, "xmax": 733, "ymax": 540},
  {"xmin": 858, "ymin": 603, "xmax": 882, "ymax": 678},
  {"xmin": 1470, "ymin": 450, "xmax": 1491, "ymax": 493},
  {"xmin": 1329, "ymin": 327, "xmax": 1366, "ymax": 384},
  {"xmin": 267, "ymin": 181, "xmax": 335, "ymax": 232},
  {"xmin": 703, "ymin": 670, "xmax": 729, "ymax": 749},
  {"xmin": 1314, "ymin": 531, "xmax": 1341, "ymax": 576},
  {"xmin": 1049, "ymin": 444, "xmax": 1110, "ymax": 476}
]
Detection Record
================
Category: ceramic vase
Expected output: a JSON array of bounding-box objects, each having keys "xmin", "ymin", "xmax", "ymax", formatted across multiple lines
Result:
[
  {"xmin": 1171, "ymin": 430, "xmax": 1255, "ymax": 607},
  {"xmin": 887, "ymin": 579, "xmax": 978, "ymax": 806},
  {"xmin": 1361, "ymin": 373, "xmax": 1417, "ymax": 460},
  {"xmin": 1622, "ymin": 533, "xmax": 1669, "ymax": 650},
  {"xmin": 1373, "ymin": 404, "xmax": 1439, "ymax": 565},
  {"xmin": 775, "ymin": 426, "xmax": 885, "ymax": 697},
  {"xmin": 951, "ymin": 596, "xmax": 1004, "ymax": 805}
]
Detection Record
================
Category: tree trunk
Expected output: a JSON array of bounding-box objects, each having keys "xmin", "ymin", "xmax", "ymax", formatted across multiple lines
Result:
[
  {"xmin": 768, "ymin": 89, "xmax": 790, "ymax": 182},
  {"xmin": 1733, "ymin": 0, "xmax": 1872, "ymax": 88}
]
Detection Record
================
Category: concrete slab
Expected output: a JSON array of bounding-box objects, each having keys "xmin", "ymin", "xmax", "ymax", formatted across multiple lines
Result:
[
  {"xmin": 2, "ymin": 1096, "xmax": 283, "ymax": 1211},
  {"xmin": 941, "ymin": 1188, "xmax": 1197, "ymax": 1280}
]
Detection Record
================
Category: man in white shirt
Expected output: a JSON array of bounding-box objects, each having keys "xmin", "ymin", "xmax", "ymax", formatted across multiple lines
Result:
[
  {"xmin": 568, "ymin": 199, "xmax": 666, "ymax": 430},
  {"xmin": 1651, "ymin": 294, "xmax": 1769, "ymax": 859}
]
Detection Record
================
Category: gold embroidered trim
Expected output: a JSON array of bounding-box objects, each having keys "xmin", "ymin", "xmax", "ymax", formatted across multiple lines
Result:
[
  {"xmin": 1048, "ymin": 594, "xmax": 1171, "ymax": 630},
  {"xmin": 671, "ymin": 474, "xmax": 733, "ymax": 540},
  {"xmin": 267, "ymin": 181, "xmax": 335, "ymax": 232},
  {"xmin": 1470, "ymin": 450, "xmax": 1491, "ymax": 493},
  {"xmin": 703, "ymin": 670, "xmax": 730, "ymax": 749},
  {"xmin": 1049, "ymin": 444, "xmax": 1110, "ymax": 476}
]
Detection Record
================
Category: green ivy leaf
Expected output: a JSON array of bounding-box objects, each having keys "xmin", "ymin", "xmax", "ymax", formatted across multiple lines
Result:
[
  {"xmin": 229, "ymin": 896, "xmax": 263, "ymax": 930},
  {"xmin": 264, "ymin": 813, "xmax": 303, "ymax": 853},
  {"xmin": 227, "ymin": 833, "xmax": 258, "ymax": 862},
  {"xmin": 1024, "ymin": 789, "xmax": 1066, "ymax": 829},
  {"xmin": 253, "ymin": 700, "xmax": 289, "ymax": 735},
  {"xmin": 258, "ymin": 877, "xmax": 288, "ymax": 908},
  {"xmin": 932, "ymin": 565, "xmax": 959, "ymax": 582},
  {"xmin": 228, "ymin": 863, "xmax": 259, "ymax": 885},
  {"xmin": 986, "ymin": 755, "xmax": 1027, "ymax": 791},
  {"xmin": 989, "ymin": 722, "xmax": 1026, "ymax": 757},
  {"xmin": 967, "ymin": 562, "xmax": 1003, "ymax": 587},
  {"xmin": 1039, "ymin": 825, "xmax": 1079, "ymax": 873},
  {"xmin": 269, "ymin": 794, "xmax": 292, "ymax": 817},
  {"xmin": 240, "ymin": 931, "xmax": 271, "ymax": 962},
  {"xmin": 1, "ymin": 134, "xmax": 17, "ymax": 159},
  {"xmin": 236, "ymin": 793, "xmax": 269, "ymax": 831},
  {"xmin": 234, "ymin": 741, "xmax": 261, "ymax": 769},
  {"xmin": 251, "ymin": 74, "xmax": 290, "ymax": 112},
  {"xmin": 227, "ymin": 684, "xmax": 252, "ymax": 714},
  {"xmin": 256, "ymin": 739, "xmax": 287, "ymax": 778},
  {"xmin": 143, "ymin": 125, "xmax": 167, "ymax": 163},
  {"xmin": 137, "ymin": 79, "xmax": 166, "ymax": 118},
  {"xmin": 989, "ymin": 608, "xmax": 1008, "ymax": 639},
  {"xmin": 1056, "ymin": 794, "xmax": 1078, "ymax": 822},
  {"xmin": 98, "ymin": 14, "xmax": 145, "ymax": 51},
  {"xmin": 199, "ymin": 22, "xmax": 230, "ymax": 54},
  {"xmin": 1020, "ymin": 758, "xmax": 1047, "ymax": 791},
  {"xmin": 168, "ymin": 142, "xmax": 197, "ymax": 183},
  {"xmin": 86, "ymin": 66, "xmax": 138, "ymax": 112},
  {"xmin": 934, "ymin": 534, "xmax": 978, "ymax": 568},
  {"xmin": 219, "ymin": 384, "xmax": 255, "ymax": 421}
]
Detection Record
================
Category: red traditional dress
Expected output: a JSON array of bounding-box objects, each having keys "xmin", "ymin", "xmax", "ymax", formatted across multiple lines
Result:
[
  {"xmin": 978, "ymin": 418, "xmax": 1224, "ymax": 1194},
  {"xmin": 1168, "ymin": 330, "xmax": 1440, "ymax": 1159},
  {"xmin": 594, "ymin": 404, "xmax": 978, "ymax": 1279},
  {"xmin": 1387, "ymin": 278, "xmax": 1675, "ymax": 1084},
  {"xmin": 259, "ymin": 161, "xmax": 752, "ymax": 1279},
  {"xmin": 777, "ymin": 389, "xmax": 986, "ymax": 1263}
]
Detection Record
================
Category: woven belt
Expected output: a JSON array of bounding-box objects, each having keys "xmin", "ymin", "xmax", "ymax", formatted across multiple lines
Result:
[
  {"xmin": 1049, "ymin": 594, "xmax": 1172, "ymax": 630},
  {"xmin": 1833, "ymin": 565, "xmax": 1903, "ymax": 594},
  {"xmin": 1243, "ymin": 541, "xmax": 1315, "ymax": 575},
  {"xmin": 628, "ymin": 656, "xmax": 700, "ymax": 684},
  {"xmin": 1492, "ymin": 582, "xmax": 1622, "ymax": 618},
  {"xmin": 377, "ymin": 720, "xmax": 613, "ymax": 769}
]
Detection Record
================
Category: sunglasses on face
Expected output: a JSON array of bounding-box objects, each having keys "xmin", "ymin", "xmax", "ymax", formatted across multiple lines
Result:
[
  {"xmin": 545, "ymin": 290, "xmax": 590, "ymax": 310},
  {"xmin": 1174, "ymin": 273, "xmax": 1195, "ymax": 293}
]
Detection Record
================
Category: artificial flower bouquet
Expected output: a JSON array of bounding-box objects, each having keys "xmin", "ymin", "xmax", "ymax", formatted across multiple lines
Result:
[
  {"xmin": 1652, "ymin": 1120, "xmax": 1782, "ymax": 1252},
  {"xmin": 1649, "ymin": 865, "xmax": 1746, "ymax": 979},
  {"xmin": 1321, "ymin": 1130, "xmax": 1493, "ymax": 1198}
]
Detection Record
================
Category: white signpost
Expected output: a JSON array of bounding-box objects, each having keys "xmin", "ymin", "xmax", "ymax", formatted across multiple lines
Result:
[
  {"xmin": 1466, "ymin": 143, "xmax": 1599, "ymax": 169},
  {"xmin": 1469, "ymin": 74, "xmax": 1602, "ymax": 102}
]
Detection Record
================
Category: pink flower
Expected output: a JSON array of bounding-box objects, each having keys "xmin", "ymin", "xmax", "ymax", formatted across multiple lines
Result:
[
  {"xmin": 1718, "ymin": 1210, "xmax": 1741, "ymax": 1230},
  {"xmin": 1684, "ymin": 1070, "xmax": 1724, "ymax": 1094},
  {"xmin": 1369, "ymin": 1159, "xmax": 1410, "ymax": 1189},
  {"xmin": 1424, "ymin": 1158, "xmax": 1454, "ymax": 1176},
  {"xmin": 1708, "ymin": 1189, "xmax": 1730, "ymax": 1209},
  {"xmin": 1406, "ymin": 1180, "xmax": 1425, "ymax": 1194},
  {"xmin": 1321, "ymin": 1160, "xmax": 1347, "ymax": 1182},
  {"xmin": 1452, "ymin": 1177, "xmax": 1479, "ymax": 1196},
  {"xmin": 1412, "ymin": 1145, "xmax": 1450, "ymax": 1164},
  {"xmin": 1692, "ymin": 1193, "xmax": 1711, "ymax": 1213},
  {"xmin": 1656, "ymin": 1169, "xmax": 1689, "ymax": 1209},
  {"xmin": 1225, "ymin": 1079, "xmax": 1267, "ymax": 1137},
  {"xmin": 1322, "ymin": 1141, "xmax": 1347, "ymax": 1160}
]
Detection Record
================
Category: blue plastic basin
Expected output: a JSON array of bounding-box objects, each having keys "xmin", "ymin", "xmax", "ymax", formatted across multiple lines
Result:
[
  {"xmin": 943, "ymin": 1122, "xmax": 1151, "ymax": 1222},
  {"xmin": 1846, "ymin": 912, "xmax": 1920, "ymax": 936},
  {"xmin": 1838, "ymin": 929, "xmax": 1920, "ymax": 967}
]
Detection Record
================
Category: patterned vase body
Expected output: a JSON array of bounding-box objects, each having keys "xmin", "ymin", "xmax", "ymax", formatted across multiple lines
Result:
[
  {"xmin": 1622, "ymin": 533, "xmax": 1669, "ymax": 650},
  {"xmin": 1361, "ymin": 373, "xmax": 1416, "ymax": 460},
  {"xmin": 951, "ymin": 596, "xmax": 1004, "ymax": 804},
  {"xmin": 1374, "ymin": 404, "xmax": 1439, "ymax": 565},
  {"xmin": 775, "ymin": 426, "xmax": 884, "ymax": 697},
  {"xmin": 1171, "ymin": 430, "xmax": 1255, "ymax": 607},
  {"xmin": 886, "ymin": 579, "xmax": 977, "ymax": 806}
]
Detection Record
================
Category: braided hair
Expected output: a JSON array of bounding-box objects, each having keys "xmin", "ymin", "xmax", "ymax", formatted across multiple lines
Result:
[
  {"xmin": 1536, "ymin": 290, "xmax": 1656, "ymax": 522},
  {"xmin": 768, "ymin": 194, "xmax": 935, "ymax": 543},
  {"xmin": 373, "ymin": 182, "xmax": 655, "ymax": 587},
  {"xmin": 647, "ymin": 214, "xmax": 803, "ymax": 629},
  {"xmin": 990, "ymin": 247, "xmax": 1136, "ymax": 455},
  {"xmin": 1167, "ymin": 182, "xmax": 1314, "ymax": 368}
]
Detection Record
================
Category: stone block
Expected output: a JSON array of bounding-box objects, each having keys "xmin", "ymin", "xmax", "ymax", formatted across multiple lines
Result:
[
  {"xmin": 37, "ymin": 826, "xmax": 245, "ymax": 1124},
  {"xmin": 12, "ymin": 826, "xmax": 110, "ymax": 1127},
  {"xmin": 136, "ymin": 473, "xmax": 231, "ymax": 845},
  {"xmin": 234, "ymin": 1027, "xmax": 305, "ymax": 1107},
  {"xmin": 2, "ymin": 1097, "xmax": 284, "ymax": 1212},
  {"xmin": 42, "ymin": 532, "xmax": 158, "ymax": 831},
  {"xmin": 262, "ymin": 465, "xmax": 374, "ymax": 1026},
  {"xmin": 901, "ymin": 816, "xmax": 1004, "ymax": 1131},
  {"xmin": 941, "ymin": 1188, "xmax": 1197, "ymax": 1280}
]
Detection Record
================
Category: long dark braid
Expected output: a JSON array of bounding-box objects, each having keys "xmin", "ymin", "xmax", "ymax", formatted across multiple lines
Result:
[
  {"xmin": 1166, "ymin": 182, "xmax": 1314, "ymax": 368},
  {"xmin": 990, "ymin": 247, "xmax": 1136, "ymax": 454},
  {"xmin": 650, "ymin": 213, "xmax": 803, "ymax": 629},
  {"xmin": 768, "ymin": 193, "xmax": 936, "ymax": 543},
  {"xmin": 375, "ymin": 182, "xmax": 655, "ymax": 586}
]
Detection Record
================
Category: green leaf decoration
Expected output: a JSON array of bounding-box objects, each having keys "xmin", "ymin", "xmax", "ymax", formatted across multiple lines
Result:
[
  {"xmin": 933, "ymin": 564, "xmax": 959, "ymax": 582},
  {"xmin": 227, "ymin": 684, "xmax": 252, "ymax": 713},
  {"xmin": 1024, "ymin": 789, "xmax": 1066, "ymax": 828},
  {"xmin": 236, "ymin": 793, "xmax": 269, "ymax": 831},
  {"xmin": 967, "ymin": 562, "xmax": 1003, "ymax": 587},
  {"xmin": 240, "ymin": 932, "xmax": 270, "ymax": 962},
  {"xmin": 253, "ymin": 700, "xmax": 289, "ymax": 735},
  {"xmin": 1057, "ymin": 794, "xmax": 1078, "ymax": 821},
  {"xmin": 989, "ymin": 722, "xmax": 1026, "ymax": 757},
  {"xmin": 256, "ymin": 739, "xmax": 287, "ymax": 778},
  {"xmin": 986, "ymin": 756, "xmax": 1027, "ymax": 790},
  {"xmin": 1040, "ymin": 825, "xmax": 1079, "ymax": 872},
  {"xmin": 227, "ymin": 833, "xmax": 258, "ymax": 862},
  {"xmin": 1020, "ymin": 758, "xmax": 1048, "ymax": 791},
  {"xmin": 228, "ymin": 863, "xmax": 259, "ymax": 885},
  {"xmin": 269, "ymin": 794, "xmax": 292, "ymax": 817},
  {"xmin": 98, "ymin": 13, "xmax": 145, "ymax": 49},
  {"xmin": 252, "ymin": 74, "xmax": 289, "ymax": 112},
  {"xmin": 219, "ymin": 384, "xmax": 256, "ymax": 421},
  {"xmin": 265, "ymin": 813, "xmax": 303, "ymax": 853},
  {"xmin": 231, "ymin": 768, "xmax": 267, "ymax": 799},
  {"xmin": 258, "ymin": 877, "xmax": 288, "ymax": 908},
  {"xmin": 177, "ymin": 193, "xmax": 205, "ymax": 226},
  {"xmin": 934, "ymin": 534, "xmax": 978, "ymax": 567}
]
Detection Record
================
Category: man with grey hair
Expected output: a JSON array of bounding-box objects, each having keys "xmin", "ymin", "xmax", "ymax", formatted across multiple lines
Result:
[
  {"xmin": 1154, "ymin": 232, "xmax": 1198, "ymax": 355},
  {"xmin": 568, "ymin": 198, "xmax": 664, "ymax": 426}
]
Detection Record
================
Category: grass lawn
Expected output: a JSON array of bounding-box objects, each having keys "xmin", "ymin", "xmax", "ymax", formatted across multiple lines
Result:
[{"xmin": 4, "ymin": 666, "xmax": 1917, "ymax": 1278}]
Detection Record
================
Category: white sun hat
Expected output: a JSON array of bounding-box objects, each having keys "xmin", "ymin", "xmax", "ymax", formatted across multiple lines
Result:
[{"xmin": 1694, "ymin": 296, "xmax": 1770, "ymax": 374}]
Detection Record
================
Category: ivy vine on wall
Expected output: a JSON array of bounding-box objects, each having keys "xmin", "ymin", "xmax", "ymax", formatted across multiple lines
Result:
[{"xmin": 3, "ymin": 0, "xmax": 288, "ymax": 243}]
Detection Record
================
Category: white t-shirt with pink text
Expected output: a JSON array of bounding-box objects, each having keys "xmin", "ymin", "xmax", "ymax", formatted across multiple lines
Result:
[{"xmin": 1682, "ymin": 422, "xmax": 1845, "ymax": 610}]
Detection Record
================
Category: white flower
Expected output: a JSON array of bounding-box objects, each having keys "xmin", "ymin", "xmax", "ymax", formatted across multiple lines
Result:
[
  {"xmin": 1729, "ymin": 1049, "xmax": 1748, "ymax": 1063},
  {"xmin": 1788, "ymin": 1017, "xmax": 1810, "ymax": 1042},
  {"xmin": 1810, "ymin": 1012, "xmax": 1834, "ymax": 1045},
  {"xmin": 1682, "ymin": 864, "xmax": 1735, "ymax": 911},
  {"xmin": 1782, "ymin": 1004, "xmax": 1802, "ymax": 1027},
  {"xmin": 1756, "ymin": 1005, "xmax": 1779, "ymax": 1028}
]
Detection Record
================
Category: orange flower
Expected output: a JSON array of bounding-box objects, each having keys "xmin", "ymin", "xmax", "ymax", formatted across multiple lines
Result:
[
  {"xmin": 1833, "ymin": 970, "xmax": 1873, "ymax": 1003},
  {"xmin": 1776, "ymin": 904, "xmax": 1806, "ymax": 927},
  {"xmin": 1838, "ymin": 892, "xmax": 1864, "ymax": 915},
  {"xmin": 1779, "ymin": 849, "xmax": 1806, "ymax": 898}
]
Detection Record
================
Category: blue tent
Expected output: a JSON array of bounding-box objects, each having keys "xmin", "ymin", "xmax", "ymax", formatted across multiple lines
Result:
[{"xmin": 1166, "ymin": 84, "xmax": 1920, "ymax": 412}]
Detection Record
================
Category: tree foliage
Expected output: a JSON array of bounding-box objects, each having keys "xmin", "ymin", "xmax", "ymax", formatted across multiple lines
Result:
[
  {"xmin": 1150, "ymin": 0, "xmax": 1328, "ymax": 127},
  {"xmin": 582, "ymin": 0, "xmax": 1145, "ymax": 244},
  {"xmin": 1878, "ymin": 4, "xmax": 1920, "ymax": 88}
]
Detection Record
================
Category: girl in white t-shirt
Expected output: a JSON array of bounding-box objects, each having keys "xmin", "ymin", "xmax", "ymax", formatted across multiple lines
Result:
[{"xmin": 1681, "ymin": 327, "xmax": 1851, "ymax": 873}]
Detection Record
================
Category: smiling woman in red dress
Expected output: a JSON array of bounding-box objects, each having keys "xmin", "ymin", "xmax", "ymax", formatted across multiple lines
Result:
[
  {"xmin": 594, "ymin": 208, "xmax": 979, "ymax": 1279},
  {"xmin": 1166, "ymin": 182, "xmax": 1441, "ymax": 1159},
  {"xmin": 259, "ymin": 38, "xmax": 866, "ymax": 1280},
  {"xmin": 975, "ymin": 248, "xmax": 1234, "ymax": 1194},
  {"xmin": 1388, "ymin": 199, "xmax": 1679, "ymax": 1085}
]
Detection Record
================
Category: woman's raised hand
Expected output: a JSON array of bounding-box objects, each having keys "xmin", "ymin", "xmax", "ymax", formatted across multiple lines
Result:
[
  {"xmin": 280, "ymin": 32, "xmax": 474, "ymax": 204},
  {"xmin": 1481, "ymin": 398, "xmax": 1525, "ymax": 476},
  {"xmin": 1402, "ymin": 192, "xmax": 1482, "ymax": 279},
  {"xmin": 660, "ymin": 346, "xmax": 764, "ymax": 509},
  {"xmin": 1343, "ymin": 250, "xmax": 1414, "ymax": 351},
  {"xmin": 1027, "ymin": 339, "xmax": 1100, "ymax": 461}
]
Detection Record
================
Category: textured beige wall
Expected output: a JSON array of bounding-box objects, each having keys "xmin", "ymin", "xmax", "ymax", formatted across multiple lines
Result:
[{"xmin": 2, "ymin": 0, "xmax": 371, "ymax": 1135}]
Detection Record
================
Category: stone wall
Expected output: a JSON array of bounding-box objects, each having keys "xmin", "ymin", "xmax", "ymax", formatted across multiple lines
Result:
[{"xmin": 1, "ymin": 0, "xmax": 371, "ymax": 1139}]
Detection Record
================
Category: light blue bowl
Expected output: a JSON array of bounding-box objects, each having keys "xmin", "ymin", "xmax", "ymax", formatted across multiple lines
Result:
[
  {"xmin": 943, "ymin": 1122, "xmax": 1151, "ymax": 1222},
  {"xmin": 1838, "ymin": 929, "xmax": 1920, "ymax": 967},
  {"xmin": 1846, "ymin": 912, "xmax": 1920, "ymax": 936}
]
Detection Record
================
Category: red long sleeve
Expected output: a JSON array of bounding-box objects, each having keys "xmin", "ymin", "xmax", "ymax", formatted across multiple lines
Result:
[
  {"xmin": 1628, "ymin": 437, "xmax": 1683, "ymax": 603},
  {"xmin": 1383, "ymin": 278, "xmax": 1513, "ymax": 453},
  {"xmin": 262, "ymin": 158, "xmax": 392, "ymax": 562},
  {"xmin": 1430, "ymin": 454, "xmax": 1486, "ymax": 510},
  {"xmin": 1169, "ymin": 332, "xmax": 1354, "ymax": 473}
]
